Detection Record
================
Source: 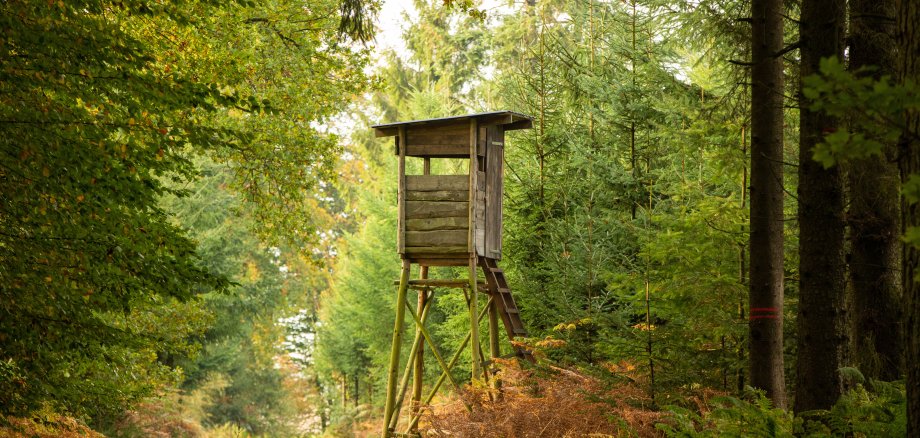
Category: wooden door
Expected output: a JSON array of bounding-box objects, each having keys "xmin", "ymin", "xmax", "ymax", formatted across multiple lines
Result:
[{"xmin": 484, "ymin": 127, "xmax": 504, "ymax": 259}]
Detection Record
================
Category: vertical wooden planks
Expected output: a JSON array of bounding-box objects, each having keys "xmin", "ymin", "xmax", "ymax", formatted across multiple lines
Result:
[
  {"xmin": 485, "ymin": 127, "xmax": 505, "ymax": 259},
  {"xmin": 468, "ymin": 118, "xmax": 481, "ymax": 380},
  {"xmin": 468, "ymin": 119, "xmax": 478, "ymax": 253}
]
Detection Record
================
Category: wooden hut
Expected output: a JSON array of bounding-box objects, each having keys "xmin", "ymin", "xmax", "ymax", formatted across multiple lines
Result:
[
  {"xmin": 372, "ymin": 111, "xmax": 533, "ymax": 438},
  {"xmin": 372, "ymin": 111, "xmax": 532, "ymax": 264}
]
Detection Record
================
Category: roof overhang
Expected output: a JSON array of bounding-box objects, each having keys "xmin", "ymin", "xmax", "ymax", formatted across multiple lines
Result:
[{"xmin": 372, "ymin": 111, "xmax": 534, "ymax": 137}]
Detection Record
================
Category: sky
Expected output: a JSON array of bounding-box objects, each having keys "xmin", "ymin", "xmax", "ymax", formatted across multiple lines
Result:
[{"xmin": 374, "ymin": 0, "xmax": 418, "ymax": 58}]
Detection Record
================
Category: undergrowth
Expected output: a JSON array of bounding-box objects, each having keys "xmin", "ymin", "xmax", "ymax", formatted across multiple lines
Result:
[
  {"xmin": 658, "ymin": 373, "xmax": 905, "ymax": 437},
  {"xmin": 423, "ymin": 359, "xmax": 665, "ymax": 437},
  {"xmin": 0, "ymin": 412, "xmax": 103, "ymax": 438}
]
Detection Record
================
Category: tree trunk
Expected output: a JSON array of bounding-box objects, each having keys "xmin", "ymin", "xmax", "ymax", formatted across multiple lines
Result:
[
  {"xmin": 896, "ymin": 0, "xmax": 920, "ymax": 433},
  {"xmin": 795, "ymin": 0, "xmax": 847, "ymax": 413},
  {"xmin": 749, "ymin": 0, "xmax": 788, "ymax": 409},
  {"xmin": 847, "ymin": 0, "xmax": 903, "ymax": 382}
]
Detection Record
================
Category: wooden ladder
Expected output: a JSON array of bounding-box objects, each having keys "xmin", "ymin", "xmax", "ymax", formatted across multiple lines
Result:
[{"xmin": 479, "ymin": 257, "xmax": 534, "ymax": 362}]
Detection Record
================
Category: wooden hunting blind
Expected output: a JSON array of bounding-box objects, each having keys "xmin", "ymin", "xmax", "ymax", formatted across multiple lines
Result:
[
  {"xmin": 373, "ymin": 110, "xmax": 532, "ymax": 263},
  {"xmin": 371, "ymin": 111, "xmax": 534, "ymax": 437}
]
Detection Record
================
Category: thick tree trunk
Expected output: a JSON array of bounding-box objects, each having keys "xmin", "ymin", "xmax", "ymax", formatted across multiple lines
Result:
[
  {"xmin": 847, "ymin": 0, "xmax": 903, "ymax": 382},
  {"xmin": 896, "ymin": 0, "xmax": 920, "ymax": 433},
  {"xmin": 749, "ymin": 0, "xmax": 787, "ymax": 409},
  {"xmin": 795, "ymin": 0, "xmax": 847, "ymax": 413}
]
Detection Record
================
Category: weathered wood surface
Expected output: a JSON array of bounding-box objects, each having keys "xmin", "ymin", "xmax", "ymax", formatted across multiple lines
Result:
[
  {"xmin": 408, "ymin": 258, "xmax": 470, "ymax": 266},
  {"xmin": 406, "ymin": 230, "xmax": 468, "ymax": 247},
  {"xmin": 405, "ymin": 201, "xmax": 469, "ymax": 219},
  {"xmin": 407, "ymin": 175, "xmax": 468, "ymax": 192},
  {"xmin": 406, "ymin": 190, "xmax": 467, "ymax": 202},
  {"xmin": 410, "ymin": 123, "xmax": 468, "ymax": 136},
  {"xmin": 485, "ymin": 127, "xmax": 504, "ymax": 259},
  {"xmin": 408, "ymin": 133, "xmax": 468, "ymax": 145},
  {"xmin": 468, "ymin": 119, "xmax": 478, "ymax": 252},
  {"xmin": 405, "ymin": 246, "xmax": 469, "ymax": 254},
  {"xmin": 398, "ymin": 126, "xmax": 407, "ymax": 253},
  {"xmin": 372, "ymin": 111, "xmax": 533, "ymax": 137},
  {"xmin": 403, "ymin": 144, "xmax": 468, "ymax": 157},
  {"xmin": 406, "ymin": 217, "xmax": 468, "ymax": 231},
  {"xmin": 475, "ymin": 228, "xmax": 486, "ymax": 256},
  {"xmin": 391, "ymin": 279, "xmax": 487, "ymax": 287}
]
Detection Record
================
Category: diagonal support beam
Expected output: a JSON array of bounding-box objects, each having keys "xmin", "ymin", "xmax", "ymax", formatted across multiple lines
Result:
[
  {"xmin": 388, "ymin": 292, "xmax": 433, "ymax": 431},
  {"xmin": 404, "ymin": 299, "xmax": 465, "ymax": 396},
  {"xmin": 405, "ymin": 297, "xmax": 493, "ymax": 432}
]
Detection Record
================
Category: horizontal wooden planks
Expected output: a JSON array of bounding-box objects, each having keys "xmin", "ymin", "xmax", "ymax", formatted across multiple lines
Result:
[
  {"xmin": 406, "ymin": 190, "xmax": 467, "ymax": 202},
  {"xmin": 406, "ymin": 217, "xmax": 468, "ymax": 231},
  {"xmin": 407, "ymin": 133, "xmax": 468, "ymax": 145},
  {"xmin": 407, "ymin": 175, "xmax": 468, "ymax": 192},
  {"xmin": 403, "ymin": 144, "xmax": 468, "ymax": 157},
  {"xmin": 406, "ymin": 230, "xmax": 467, "ymax": 246},
  {"xmin": 404, "ymin": 246, "xmax": 469, "ymax": 255},
  {"xmin": 406, "ymin": 201, "xmax": 468, "ymax": 219}
]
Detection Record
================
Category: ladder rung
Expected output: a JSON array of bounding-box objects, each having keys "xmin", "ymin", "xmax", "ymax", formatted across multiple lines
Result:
[
  {"xmin": 505, "ymin": 308, "xmax": 519, "ymax": 314},
  {"xmin": 513, "ymin": 328, "xmax": 528, "ymax": 335},
  {"xmin": 497, "ymin": 287, "xmax": 511, "ymax": 294}
]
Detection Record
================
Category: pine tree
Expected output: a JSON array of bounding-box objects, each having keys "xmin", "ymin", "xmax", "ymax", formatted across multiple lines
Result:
[
  {"xmin": 748, "ymin": 0, "xmax": 788, "ymax": 409},
  {"xmin": 795, "ymin": 0, "xmax": 847, "ymax": 413}
]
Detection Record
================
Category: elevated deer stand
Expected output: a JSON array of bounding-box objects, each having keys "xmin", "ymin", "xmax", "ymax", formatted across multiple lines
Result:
[{"xmin": 372, "ymin": 111, "xmax": 534, "ymax": 437}]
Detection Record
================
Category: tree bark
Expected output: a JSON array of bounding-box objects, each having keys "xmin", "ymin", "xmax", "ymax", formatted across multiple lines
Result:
[
  {"xmin": 896, "ymin": 0, "xmax": 920, "ymax": 433},
  {"xmin": 795, "ymin": 0, "xmax": 847, "ymax": 413},
  {"xmin": 749, "ymin": 0, "xmax": 788, "ymax": 409},
  {"xmin": 847, "ymin": 0, "xmax": 903, "ymax": 382}
]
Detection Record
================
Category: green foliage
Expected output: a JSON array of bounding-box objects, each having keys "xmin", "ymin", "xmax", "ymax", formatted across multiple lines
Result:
[
  {"xmin": 796, "ymin": 379, "xmax": 906, "ymax": 437},
  {"xmin": 804, "ymin": 56, "xmax": 920, "ymax": 167},
  {"xmin": 1, "ymin": 0, "xmax": 368, "ymax": 425},
  {"xmin": 658, "ymin": 390, "xmax": 794, "ymax": 437},
  {"xmin": 659, "ymin": 381, "xmax": 907, "ymax": 437}
]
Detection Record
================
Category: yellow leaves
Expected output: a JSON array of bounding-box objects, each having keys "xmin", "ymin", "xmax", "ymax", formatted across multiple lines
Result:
[
  {"xmin": 128, "ymin": 117, "xmax": 136, "ymax": 126},
  {"xmin": 535, "ymin": 337, "xmax": 567, "ymax": 349},
  {"xmin": 554, "ymin": 322, "xmax": 578, "ymax": 332},
  {"xmin": 602, "ymin": 360, "xmax": 638, "ymax": 374},
  {"xmin": 76, "ymin": 194, "xmax": 84, "ymax": 203},
  {"xmin": 245, "ymin": 261, "xmax": 261, "ymax": 282},
  {"xmin": 42, "ymin": 167, "xmax": 50, "ymax": 177},
  {"xmin": 631, "ymin": 322, "xmax": 656, "ymax": 331},
  {"xmin": 44, "ymin": 276, "xmax": 52, "ymax": 283}
]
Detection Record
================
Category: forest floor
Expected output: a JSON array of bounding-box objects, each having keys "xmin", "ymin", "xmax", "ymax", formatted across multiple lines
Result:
[{"xmin": 348, "ymin": 359, "xmax": 712, "ymax": 437}]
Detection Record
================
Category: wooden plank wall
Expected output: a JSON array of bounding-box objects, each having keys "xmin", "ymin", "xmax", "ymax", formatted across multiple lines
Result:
[
  {"xmin": 401, "ymin": 124, "xmax": 471, "ymax": 157},
  {"xmin": 404, "ymin": 175, "xmax": 478, "ymax": 256},
  {"xmin": 485, "ymin": 127, "xmax": 504, "ymax": 259}
]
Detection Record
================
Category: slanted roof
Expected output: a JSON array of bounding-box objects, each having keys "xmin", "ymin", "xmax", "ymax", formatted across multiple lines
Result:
[{"xmin": 371, "ymin": 110, "xmax": 533, "ymax": 137}]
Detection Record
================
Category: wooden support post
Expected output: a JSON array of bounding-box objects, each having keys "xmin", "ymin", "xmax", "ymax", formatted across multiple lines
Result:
[
  {"xmin": 398, "ymin": 126, "xmax": 407, "ymax": 254},
  {"xmin": 389, "ymin": 292, "xmax": 433, "ymax": 431},
  {"xmin": 383, "ymin": 260, "xmax": 411, "ymax": 437},
  {"xmin": 410, "ymin": 267, "xmax": 428, "ymax": 431},
  {"xmin": 488, "ymin": 295, "xmax": 502, "ymax": 396},
  {"xmin": 406, "ymin": 297, "xmax": 493, "ymax": 432},
  {"xmin": 468, "ymin": 118, "xmax": 481, "ymax": 381}
]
